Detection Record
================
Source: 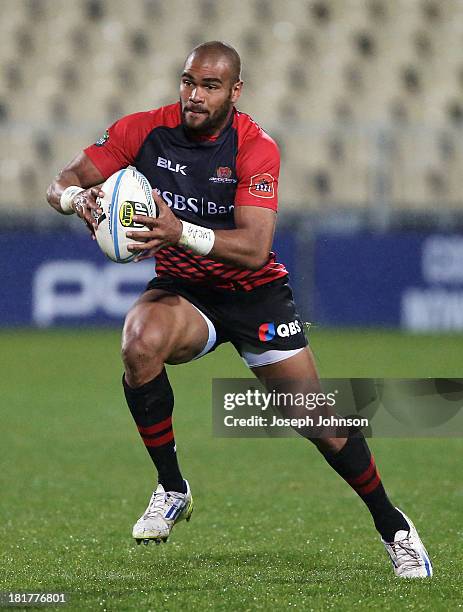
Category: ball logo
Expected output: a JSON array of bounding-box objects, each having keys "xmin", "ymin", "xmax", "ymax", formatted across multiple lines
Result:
[
  {"xmin": 119, "ymin": 201, "xmax": 149, "ymax": 227},
  {"xmin": 258, "ymin": 322, "xmax": 276, "ymax": 342}
]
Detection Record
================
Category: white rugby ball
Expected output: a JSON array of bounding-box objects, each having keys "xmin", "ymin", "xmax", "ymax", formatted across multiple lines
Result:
[{"xmin": 95, "ymin": 168, "xmax": 157, "ymax": 263}]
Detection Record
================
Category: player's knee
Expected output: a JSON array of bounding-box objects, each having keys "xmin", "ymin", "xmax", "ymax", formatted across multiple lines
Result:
[
  {"xmin": 121, "ymin": 319, "xmax": 168, "ymax": 384},
  {"xmin": 311, "ymin": 437, "xmax": 347, "ymax": 454}
]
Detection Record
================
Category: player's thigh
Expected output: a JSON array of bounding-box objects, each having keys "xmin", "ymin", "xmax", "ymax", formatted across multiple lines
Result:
[
  {"xmin": 251, "ymin": 346, "xmax": 320, "ymax": 385},
  {"xmin": 122, "ymin": 288, "xmax": 210, "ymax": 364},
  {"xmin": 251, "ymin": 348, "xmax": 322, "ymax": 421},
  {"xmin": 252, "ymin": 348, "xmax": 347, "ymax": 451}
]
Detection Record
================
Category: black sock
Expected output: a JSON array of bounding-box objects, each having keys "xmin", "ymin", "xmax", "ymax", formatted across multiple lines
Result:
[
  {"xmin": 123, "ymin": 368, "xmax": 186, "ymax": 493},
  {"xmin": 321, "ymin": 430, "xmax": 409, "ymax": 541}
]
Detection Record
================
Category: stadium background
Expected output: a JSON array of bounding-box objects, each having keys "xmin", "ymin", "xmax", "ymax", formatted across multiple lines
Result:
[{"xmin": 2, "ymin": 1, "xmax": 462, "ymax": 610}]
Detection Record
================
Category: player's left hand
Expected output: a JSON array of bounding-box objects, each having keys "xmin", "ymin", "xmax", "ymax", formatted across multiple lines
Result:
[{"xmin": 126, "ymin": 189, "xmax": 183, "ymax": 262}]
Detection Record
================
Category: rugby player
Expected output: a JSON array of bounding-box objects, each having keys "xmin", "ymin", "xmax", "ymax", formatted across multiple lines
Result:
[{"xmin": 46, "ymin": 41, "xmax": 432, "ymax": 578}]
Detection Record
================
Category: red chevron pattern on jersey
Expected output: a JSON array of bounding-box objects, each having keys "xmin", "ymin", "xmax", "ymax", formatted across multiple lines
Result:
[{"xmin": 155, "ymin": 245, "xmax": 288, "ymax": 291}]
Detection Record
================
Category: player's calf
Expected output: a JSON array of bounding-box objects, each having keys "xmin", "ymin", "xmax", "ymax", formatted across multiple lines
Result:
[
  {"xmin": 122, "ymin": 294, "xmax": 210, "ymax": 494},
  {"xmin": 321, "ymin": 427, "xmax": 409, "ymax": 541},
  {"xmin": 123, "ymin": 369, "xmax": 186, "ymax": 493}
]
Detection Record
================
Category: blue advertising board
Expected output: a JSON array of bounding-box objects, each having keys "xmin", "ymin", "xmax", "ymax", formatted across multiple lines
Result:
[
  {"xmin": 313, "ymin": 232, "xmax": 463, "ymax": 330},
  {"xmin": 1, "ymin": 229, "xmax": 462, "ymax": 330},
  {"xmin": 0, "ymin": 230, "xmax": 296, "ymax": 327}
]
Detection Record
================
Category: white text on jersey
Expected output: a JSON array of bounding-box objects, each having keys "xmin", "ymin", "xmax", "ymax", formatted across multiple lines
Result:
[{"xmin": 157, "ymin": 156, "xmax": 187, "ymax": 175}]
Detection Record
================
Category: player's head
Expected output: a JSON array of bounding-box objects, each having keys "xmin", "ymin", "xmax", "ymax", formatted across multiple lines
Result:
[{"xmin": 180, "ymin": 41, "xmax": 243, "ymax": 136}]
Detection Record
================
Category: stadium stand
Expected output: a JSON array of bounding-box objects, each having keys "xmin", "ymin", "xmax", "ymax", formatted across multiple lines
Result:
[{"xmin": 1, "ymin": 0, "xmax": 463, "ymax": 215}]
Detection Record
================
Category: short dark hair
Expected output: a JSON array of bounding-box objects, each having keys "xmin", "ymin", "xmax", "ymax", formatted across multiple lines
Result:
[{"xmin": 186, "ymin": 41, "xmax": 242, "ymax": 84}]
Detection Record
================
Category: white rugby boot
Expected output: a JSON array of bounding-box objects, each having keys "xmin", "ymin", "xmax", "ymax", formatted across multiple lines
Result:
[
  {"xmin": 382, "ymin": 508, "xmax": 433, "ymax": 577},
  {"xmin": 132, "ymin": 480, "xmax": 193, "ymax": 545}
]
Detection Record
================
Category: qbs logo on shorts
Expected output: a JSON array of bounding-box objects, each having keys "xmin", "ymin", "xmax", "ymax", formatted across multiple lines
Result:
[
  {"xmin": 258, "ymin": 322, "xmax": 276, "ymax": 341},
  {"xmin": 119, "ymin": 201, "xmax": 150, "ymax": 227},
  {"xmin": 258, "ymin": 320, "xmax": 302, "ymax": 341},
  {"xmin": 249, "ymin": 173, "xmax": 275, "ymax": 199}
]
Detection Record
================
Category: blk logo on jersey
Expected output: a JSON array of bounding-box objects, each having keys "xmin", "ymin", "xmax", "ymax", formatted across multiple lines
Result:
[
  {"xmin": 258, "ymin": 322, "xmax": 276, "ymax": 342},
  {"xmin": 157, "ymin": 156, "xmax": 187, "ymax": 175},
  {"xmin": 249, "ymin": 173, "xmax": 274, "ymax": 199},
  {"xmin": 259, "ymin": 320, "xmax": 302, "ymax": 341}
]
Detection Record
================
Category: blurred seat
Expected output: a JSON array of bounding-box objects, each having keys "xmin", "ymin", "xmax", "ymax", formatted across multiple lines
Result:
[
  {"xmin": 390, "ymin": 128, "xmax": 446, "ymax": 208},
  {"xmin": 0, "ymin": 130, "xmax": 47, "ymax": 208},
  {"xmin": 1, "ymin": 0, "xmax": 463, "ymax": 215}
]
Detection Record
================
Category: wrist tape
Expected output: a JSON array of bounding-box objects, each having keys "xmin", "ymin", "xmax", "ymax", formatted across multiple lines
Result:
[
  {"xmin": 178, "ymin": 220, "xmax": 215, "ymax": 256},
  {"xmin": 60, "ymin": 185, "xmax": 84, "ymax": 214}
]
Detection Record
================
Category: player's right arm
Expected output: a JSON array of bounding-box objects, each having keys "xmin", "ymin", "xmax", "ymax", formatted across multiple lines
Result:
[
  {"xmin": 47, "ymin": 111, "xmax": 154, "ymax": 229},
  {"xmin": 46, "ymin": 152, "xmax": 105, "ymax": 230}
]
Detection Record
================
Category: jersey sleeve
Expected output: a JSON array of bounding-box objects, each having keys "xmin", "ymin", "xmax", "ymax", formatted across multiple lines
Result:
[
  {"xmin": 84, "ymin": 112, "xmax": 151, "ymax": 179},
  {"xmin": 234, "ymin": 132, "xmax": 280, "ymax": 211}
]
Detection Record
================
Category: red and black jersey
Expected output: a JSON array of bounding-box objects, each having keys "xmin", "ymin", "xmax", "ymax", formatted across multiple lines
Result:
[{"xmin": 84, "ymin": 102, "xmax": 288, "ymax": 291}]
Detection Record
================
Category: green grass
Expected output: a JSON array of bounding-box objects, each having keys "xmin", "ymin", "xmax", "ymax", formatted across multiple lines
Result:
[{"xmin": 1, "ymin": 328, "xmax": 462, "ymax": 610}]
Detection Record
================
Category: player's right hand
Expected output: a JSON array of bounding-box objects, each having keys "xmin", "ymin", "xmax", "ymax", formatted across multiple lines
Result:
[{"xmin": 72, "ymin": 187, "xmax": 105, "ymax": 238}]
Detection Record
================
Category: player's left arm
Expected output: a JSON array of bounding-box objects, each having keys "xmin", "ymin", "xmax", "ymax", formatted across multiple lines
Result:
[
  {"xmin": 214, "ymin": 130, "xmax": 280, "ymax": 269},
  {"xmin": 208, "ymin": 205, "xmax": 276, "ymax": 270}
]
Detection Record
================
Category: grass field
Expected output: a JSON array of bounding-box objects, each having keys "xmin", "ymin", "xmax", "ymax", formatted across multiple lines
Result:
[{"xmin": 1, "ymin": 328, "xmax": 462, "ymax": 611}]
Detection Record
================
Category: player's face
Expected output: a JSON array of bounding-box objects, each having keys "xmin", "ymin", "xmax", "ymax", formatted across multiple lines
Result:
[{"xmin": 180, "ymin": 54, "xmax": 242, "ymax": 136}]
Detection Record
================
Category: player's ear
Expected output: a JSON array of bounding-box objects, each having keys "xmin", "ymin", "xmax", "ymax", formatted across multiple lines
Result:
[{"xmin": 231, "ymin": 80, "xmax": 243, "ymax": 104}]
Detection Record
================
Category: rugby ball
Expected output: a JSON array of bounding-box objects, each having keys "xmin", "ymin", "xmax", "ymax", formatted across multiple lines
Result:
[{"xmin": 94, "ymin": 168, "xmax": 157, "ymax": 263}]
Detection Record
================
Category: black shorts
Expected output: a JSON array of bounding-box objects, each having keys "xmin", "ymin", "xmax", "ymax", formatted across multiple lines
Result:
[{"xmin": 145, "ymin": 276, "xmax": 308, "ymax": 367}]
